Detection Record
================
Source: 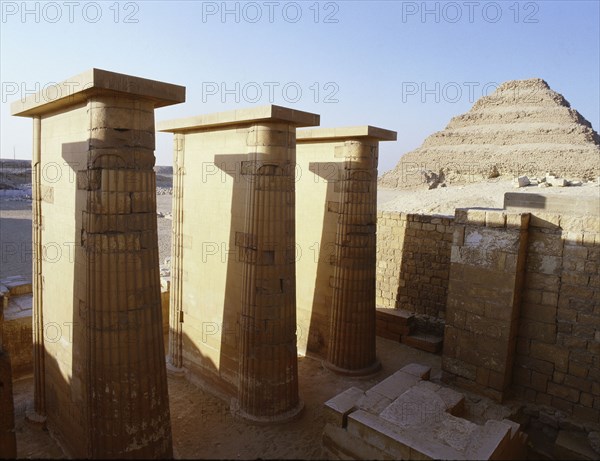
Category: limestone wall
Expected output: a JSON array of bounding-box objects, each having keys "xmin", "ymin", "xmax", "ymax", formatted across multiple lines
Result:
[
  {"xmin": 376, "ymin": 211, "xmax": 453, "ymax": 319},
  {"xmin": 442, "ymin": 209, "xmax": 530, "ymax": 401},
  {"xmin": 513, "ymin": 212, "xmax": 600, "ymax": 422},
  {"xmin": 3, "ymin": 314, "xmax": 31, "ymax": 377},
  {"xmin": 377, "ymin": 206, "xmax": 599, "ymax": 423}
]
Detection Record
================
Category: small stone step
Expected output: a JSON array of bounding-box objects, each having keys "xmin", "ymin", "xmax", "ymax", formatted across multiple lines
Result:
[
  {"xmin": 376, "ymin": 307, "xmax": 414, "ymax": 325},
  {"xmin": 376, "ymin": 308, "xmax": 414, "ymax": 341},
  {"xmin": 402, "ymin": 333, "xmax": 443, "ymax": 354}
]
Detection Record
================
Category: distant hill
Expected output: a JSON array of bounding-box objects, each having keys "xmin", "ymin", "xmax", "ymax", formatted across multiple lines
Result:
[
  {"xmin": 154, "ymin": 166, "xmax": 173, "ymax": 188},
  {"xmin": 0, "ymin": 159, "xmax": 31, "ymax": 190},
  {"xmin": 0, "ymin": 161, "xmax": 173, "ymax": 190},
  {"xmin": 154, "ymin": 165, "xmax": 173, "ymax": 175},
  {"xmin": 379, "ymin": 78, "xmax": 600, "ymax": 189}
]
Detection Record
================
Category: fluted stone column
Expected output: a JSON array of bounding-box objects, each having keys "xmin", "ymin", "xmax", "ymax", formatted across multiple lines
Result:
[
  {"xmin": 326, "ymin": 139, "xmax": 382, "ymax": 375},
  {"xmin": 12, "ymin": 68, "xmax": 185, "ymax": 458},
  {"xmin": 167, "ymin": 134, "xmax": 185, "ymax": 376},
  {"xmin": 29, "ymin": 115, "xmax": 46, "ymax": 425},
  {"xmin": 237, "ymin": 123, "xmax": 303, "ymax": 422},
  {"xmin": 295, "ymin": 126, "xmax": 397, "ymax": 360}
]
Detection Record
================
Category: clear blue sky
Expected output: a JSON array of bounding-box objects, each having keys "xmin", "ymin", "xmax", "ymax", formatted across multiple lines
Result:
[{"xmin": 1, "ymin": 0, "xmax": 599, "ymax": 172}]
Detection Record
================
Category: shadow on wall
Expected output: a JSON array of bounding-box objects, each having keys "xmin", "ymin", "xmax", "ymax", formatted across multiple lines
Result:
[
  {"xmin": 512, "ymin": 212, "xmax": 600, "ymax": 422},
  {"xmin": 393, "ymin": 213, "xmax": 453, "ymax": 319},
  {"xmin": 200, "ymin": 153, "xmax": 246, "ymax": 398},
  {"xmin": 305, "ymin": 161, "xmax": 340, "ymax": 357},
  {"xmin": 59, "ymin": 139, "xmax": 171, "ymax": 457}
]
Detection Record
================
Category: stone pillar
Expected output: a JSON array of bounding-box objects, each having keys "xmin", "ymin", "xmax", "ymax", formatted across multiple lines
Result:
[
  {"xmin": 237, "ymin": 123, "xmax": 303, "ymax": 422},
  {"xmin": 295, "ymin": 127, "xmax": 396, "ymax": 360},
  {"xmin": 442, "ymin": 209, "xmax": 529, "ymax": 402},
  {"xmin": 30, "ymin": 115, "xmax": 46, "ymax": 424},
  {"xmin": 167, "ymin": 133, "xmax": 185, "ymax": 375},
  {"xmin": 12, "ymin": 68, "xmax": 185, "ymax": 458},
  {"xmin": 158, "ymin": 106, "xmax": 319, "ymax": 422},
  {"xmin": 325, "ymin": 138, "xmax": 382, "ymax": 375}
]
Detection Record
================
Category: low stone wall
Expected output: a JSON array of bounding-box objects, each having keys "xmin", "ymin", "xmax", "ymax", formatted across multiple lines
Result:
[
  {"xmin": 376, "ymin": 211, "xmax": 453, "ymax": 319},
  {"xmin": 1, "ymin": 278, "xmax": 33, "ymax": 378},
  {"xmin": 3, "ymin": 313, "xmax": 32, "ymax": 377}
]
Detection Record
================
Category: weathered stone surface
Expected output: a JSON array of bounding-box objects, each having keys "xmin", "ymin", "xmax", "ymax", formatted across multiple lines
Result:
[
  {"xmin": 356, "ymin": 390, "xmax": 393, "ymax": 415},
  {"xmin": 400, "ymin": 363, "xmax": 431, "ymax": 380},
  {"xmin": 376, "ymin": 212, "xmax": 453, "ymax": 320},
  {"xmin": 369, "ymin": 370, "xmax": 421, "ymax": 400},
  {"xmin": 443, "ymin": 209, "xmax": 529, "ymax": 401},
  {"xmin": 324, "ymin": 387, "xmax": 363, "ymax": 427},
  {"xmin": 324, "ymin": 363, "xmax": 527, "ymax": 460}
]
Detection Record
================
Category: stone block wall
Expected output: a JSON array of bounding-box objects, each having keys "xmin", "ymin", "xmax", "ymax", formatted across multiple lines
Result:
[
  {"xmin": 3, "ymin": 313, "xmax": 32, "ymax": 377},
  {"xmin": 442, "ymin": 209, "xmax": 530, "ymax": 402},
  {"xmin": 376, "ymin": 211, "xmax": 453, "ymax": 319},
  {"xmin": 513, "ymin": 212, "xmax": 600, "ymax": 423}
]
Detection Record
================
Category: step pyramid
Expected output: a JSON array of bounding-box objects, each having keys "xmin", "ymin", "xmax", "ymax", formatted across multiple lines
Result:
[{"xmin": 380, "ymin": 78, "xmax": 600, "ymax": 188}]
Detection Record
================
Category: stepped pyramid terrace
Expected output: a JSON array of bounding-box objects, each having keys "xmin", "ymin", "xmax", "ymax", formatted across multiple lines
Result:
[{"xmin": 380, "ymin": 79, "xmax": 600, "ymax": 189}]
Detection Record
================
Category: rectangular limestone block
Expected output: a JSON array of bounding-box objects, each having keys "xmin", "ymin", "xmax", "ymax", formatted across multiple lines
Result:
[
  {"xmin": 348, "ymin": 410, "xmax": 465, "ymax": 460},
  {"xmin": 504, "ymin": 192, "xmax": 600, "ymax": 217},
  {"xmin": 402, "ymin": 334, "xmax": 444, "ymax": 354},
  {"xmin": 369, "ymin": 370, "xmax": 421, "ymax": 400},
  {"xmin": 324, "ymin": 386, "xmax": 364, "ymax": 428},
  {"xmin": 158, "ymin": 105, "xmax": 319, "ymax": 132},
  {"xmin": 400, "ymin": 363, "xmax": 432, "ymax": 380},
  {"xmin": 357, "ymin": 390, "xmax": 393, "ymax": 415},
  {"xmin": 485, "ymin": 210, "xmax": 507, "ymax": 228},
  {"xmin": 12, "ymin": 68, "xmax": 185, "ymax": 117},
  {"xmin": 297, "ymin": 126, "xmax": 397, "ymax": 142}
]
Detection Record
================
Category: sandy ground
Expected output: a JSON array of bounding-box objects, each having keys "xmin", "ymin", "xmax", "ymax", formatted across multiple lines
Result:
[
  {"xmin": 12, "ymin": 337, "xmax": 518, "ymax": 459},
  {"xmin": 378, "ymin": 177, "xmax": 600, "ymax": 216}
]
